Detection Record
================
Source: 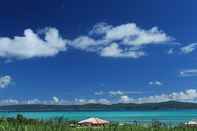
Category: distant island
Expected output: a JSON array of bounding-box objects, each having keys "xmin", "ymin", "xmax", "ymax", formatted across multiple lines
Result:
[{"xmin": 1, "ymin": 101, "xmax": 197, "ymax": 112}]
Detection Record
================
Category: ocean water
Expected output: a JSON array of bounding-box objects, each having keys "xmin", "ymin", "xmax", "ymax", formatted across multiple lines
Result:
[{"xmin": 1, "ymin": 110, "xmax": 197, "ymax": 124}]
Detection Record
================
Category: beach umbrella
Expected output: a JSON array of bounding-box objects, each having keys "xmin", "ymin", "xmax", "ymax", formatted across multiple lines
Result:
[
  {"xmin": 185, "ymin": 120, "xmax": 197, "ymax": 125},
  {"xmin": 78, "ymin": 117, "xmax": 110, "ymax": 125}
]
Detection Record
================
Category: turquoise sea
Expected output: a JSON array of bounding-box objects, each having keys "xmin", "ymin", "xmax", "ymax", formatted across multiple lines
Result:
[{"xmin": 1, "ymin": 110, "xmax": 197, "ymax": 124}]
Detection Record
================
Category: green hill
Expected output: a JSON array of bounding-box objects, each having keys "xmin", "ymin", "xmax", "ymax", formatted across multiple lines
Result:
[{"xmin": 1, "ymin": 101, "xmax": 197, "ymax": 112}]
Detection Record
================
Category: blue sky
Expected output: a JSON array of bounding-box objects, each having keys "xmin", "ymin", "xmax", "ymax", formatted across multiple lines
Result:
[{"xmin": 0, "ymin": 0, "xmax": 197, "ymax": 105}]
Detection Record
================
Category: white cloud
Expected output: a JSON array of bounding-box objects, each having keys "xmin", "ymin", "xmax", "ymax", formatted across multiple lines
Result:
[
  {"xmin": 100, "ymin": 43, "xmax": 145, "ymax": 58},
  {"xmin": 88, "ymin": 99, "xmax": 97, "ymax": 103},
  {"xmin": 181, "ymin": 43, "xmax": 197, "ymax": 54},
  {"xmin": 92, "ymin": 23, "xmax": 172, "ymax": 46},
  {"xmin": 69, "ymin": 36, "xmax": 97, "ymax": 51},
  {"xmin": 26, "ymin": 99, "xmax": 41, "ymax": 104},
  {"xmin": 117, "ymin": 89, "xmax": 197, "ymax": 103},
  {"xmin": 0, "ymin": 22, "xmax": 173, "ymax": 60},
  {"xmin": 100, "ymin": 43, "xmax": 122, "ymax": 57},
  {"xmin": 74, "ymin": 98, "xmax": 86, "ymax": 105},
  {"xmin": 0, "ymin": 99, "xmax": 19, "ymax": 105},
  {"xmin": 0, "ymin": 28, "xmax": 67, "ymax": 59},
  {"xmin": 95, "ymin": 90, "xmax": 142, "ymax": 96},
  {"xmin": 180, "ymin": 69, "xmax": 197, "ymax": 77},
  {"xmin": 167, "ymin": 48, "xmax": 174, "ymax": 54},
  {"xmin": 109, "ymin": 90, "xmax": 142, "ymax": 96},
  {"xmin": 0, "ymin": 75, "xmax": 12, "ymax": 88},
  {"xmin": 68, "ymin": 22, "xmax": 172, "ymax": 59},
  {"xmin": 139, "ymin": 89, "xmax": 197, "ymax": 103},
  {"xmin": 74, "ymin": 98, "xmax": 111, "ymax": 105},
  {"xmin": 74, "ymin": 98, "xmax": 96, "ymax": 105},
  {"xmin": 97, "ymin": 98, "xmax": 111, "ymax": 105},
  {"xmin": 1, "ymin": 89, "xmax": 197, "ymax": 105},
  {"xmin": 94, "ymin": 91, "xmax": 104, "ymax": 96},
  {"xmin": 109, "ymin": 90, "xmax": 124, "ymax": 96},
  {"xmin": 149, "ymin": 81, "xmax": 163, "ymax": 86},
  {"xmin": 105, "ymin": 23, "xmax": 139, "ymax": 41},
  {"xmin": 52, "ymin": 96, "xmax": 59, "ymax": 103},
  {"xmin": 129, "ymin": 26, "xmax": 172, "ymax": 45},
  {"xmin": 119, "ymin": 95, "xmax": 132, "ymax": 103},
  {"xmin": 89, "ymin": 22, "xmax": 113, "ymax": 36}
]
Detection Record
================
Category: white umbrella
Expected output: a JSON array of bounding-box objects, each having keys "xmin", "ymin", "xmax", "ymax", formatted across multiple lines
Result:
[
  {"xmin": 185, "ymin": 120, "xmax": 197, "ymax": 125},
  {"xmin": 78, "ymin": 117, "xmax": 110, "ymax": 125}
]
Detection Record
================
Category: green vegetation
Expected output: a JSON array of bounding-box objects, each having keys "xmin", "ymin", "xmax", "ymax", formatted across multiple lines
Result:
[
  {"xmin": 1, "ymin": 101, "xmax": 197, "ymax": 111},
  {"xmin": 0, "ymin": 115, "xmax": 196, "ymax": 131}
]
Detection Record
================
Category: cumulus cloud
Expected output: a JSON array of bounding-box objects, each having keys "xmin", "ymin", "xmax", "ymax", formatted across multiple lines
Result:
[
  {"xmin": 74, "ymin": 98, "xmax": 111, "ymax": 105},
  {"xmin": 167, "ymin": 48, "xmax": 174, "ymax": 54},
  {"xmin": 94, "ymin": 91, "xmax": 104, "ymax": 96},
  {"xmin": 100, "ymin": 43, "xmax": 145, "ymax": 58},
  {"xmin": 26, "ymin": 99, "xmax": 41, "ymax": 104},
  {"xmin": 0, "ymin": 75, "xmax": 12, "ymax": 88},
  {"xmin": 149, "ymin": 81, "xmax": 163, "ymax": 86},
  {"xmin": 97, "ymin": 99, "xmax": 111, "ymax": 105},
  {"xmin": 69, "ymin": 36, "xmax": 97, "ymax": 51},
  {"xmin": 68, "ymin": 22, "xmax": 172, "ymax": 59},
  {"xmin": 1, "ymin": 89, "xmax": 197, "ymax": 105},
  {"xmin": 74, "ymin": 98, "xmax": 86, "ymax": 105},
  {"xmin": 118, "ymin": 89, "xmax": 197, "ymax": 103},
  {"xmin": 0, "ymin": 98, "xmax": 72, "ymax": 105},
  {"xmin": 180, "ymin": 69, "xmax": 197, "ymax": 77},
  {"xmin": 0, "ymin": 98, "xmax": 111, "ymax": 105},
  {"xmin": 139, "ymin": 89, "xmax": 197, "ymax": 103},
  {"xmin": 0, "ymin": 22, "xmax": 173, "ymax": 60},
  {"xmin": 52, "ymin": 96, "xmax": 60, "ymax": 103},
  {"xmin": 0, "ymin": 99, "xmax": 37, "ymax": 105},
  {"xmin": 109, "ymin": 90, "xmax": 124, "ymax": 96},
  {"xmin": 89, "ymin": 22, "xmax": 113, "ymax": 36},
  {"xmin": 181, "ymin": 43, "xmax": 197, "ymax": 54},
  {"xmin": 0, "ymin": 28, "xmax": 67, "ymax": 59},
  {"xmin": 0, "ymin": 99, "xmax": 19, "ymax": 105},
  {"xmin": 119, "ymin": 95, "xmax": 131, "ymax": 103},
  {"xmin": 75, "ymin": 98, "xmax": 98, "ymax": 104},
  {"xmin": 89, "ymin": 23, "xmax": 171, "ymax": 45},
  {"xmin": 103, "ymin": 23, "xmax": 171, "ymax": 46},
  {"xmin": 109, "ymin": 90, "xmax": 142, "ymax": 96},
  {"xmin": 95, "ymin": 90, "xmax": 142, "ymax": 96}
]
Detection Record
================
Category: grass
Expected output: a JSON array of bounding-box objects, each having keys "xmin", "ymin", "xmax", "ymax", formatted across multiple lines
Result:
[{"xmin": 0, "ymin": 114, "xmax": 196, "ymax": 131}]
